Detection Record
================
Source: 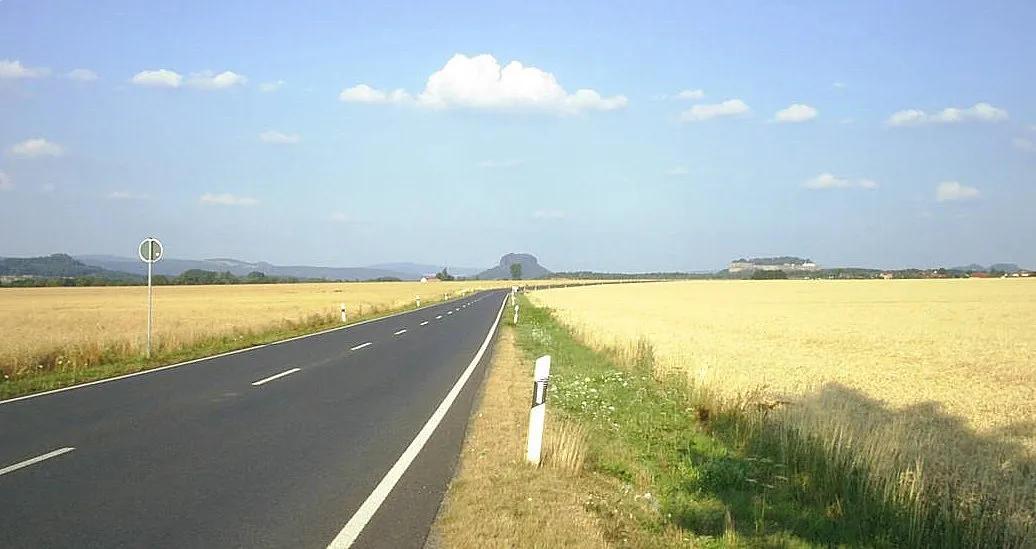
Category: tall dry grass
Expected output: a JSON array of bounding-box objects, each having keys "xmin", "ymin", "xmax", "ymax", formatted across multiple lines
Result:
[{"xmin": 530, "ymin": 279, "xmax": 1036, "ymax": 546}]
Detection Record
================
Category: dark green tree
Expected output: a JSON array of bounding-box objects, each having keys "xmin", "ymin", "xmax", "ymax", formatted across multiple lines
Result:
[{"xmin": 510, "ymin": 263, "xmax": 522, "ymax": 280}]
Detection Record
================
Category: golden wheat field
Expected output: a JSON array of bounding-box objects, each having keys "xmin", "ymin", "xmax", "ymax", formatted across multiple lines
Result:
[
  {"xmin": 531, "ymin": 279, "xmax": 1036, "ymax": 545},
  {"xmin": 0, "ymin": 279, "xmax": 564, "ymax": 377},
  {"xmin": 531, "ymin": 279, "xmax": 1036, "ymax": 437}
]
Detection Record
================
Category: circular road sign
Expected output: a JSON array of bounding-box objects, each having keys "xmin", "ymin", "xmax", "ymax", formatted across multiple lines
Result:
[{"xmin": 138, "ymin": 238, "xmax": 164, "ymax": 263}]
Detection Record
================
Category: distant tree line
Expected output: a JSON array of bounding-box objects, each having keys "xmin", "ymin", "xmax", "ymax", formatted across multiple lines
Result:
[{"xmin": 0, "ymin": 269, "xmax": 410, "ymax": 288}]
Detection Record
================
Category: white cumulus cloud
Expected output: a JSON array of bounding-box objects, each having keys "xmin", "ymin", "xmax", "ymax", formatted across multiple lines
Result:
[
  {"xmin": 186, "ymin": 70, "xmax": 248, "ymax": 90},
  {"xmin": 0, "ymin": 172, "xmax": 12, "ymax": 191},
  {"xmin": 936, "ymin": 181, "xmax": 979, "ymax": 203},
  {"xmin": 339, "ymin": 53, "xmax": 627, "ymax": 115},
  {"xmin": 681, "ymin": 99, "xmax": 751, "ymax": 122},
  {"xmin": 259, "ymin": 130, "xmax": 301, "ymax": 144},
  {"xmin": 665, "ymin": 166, "xmax": 690, "ymax": 176},
  {"xmin": 1013, "ymin": 138, "xmax": 1036, "ymax": 153},
  {"xmin": 200, "ymin": 192, "xmax": 258, "ymax": 206},
  {"xmin": 67, "ymin": 69, "xmax": 99, "ymax": 82},
  {"xmin": 773, "ymin": 104, "xmax": 818, "ymax": 123},
  {"xmin": 9, "ymin": 138, "xmax": 64, "ymax": 158},
  {"xmin": 675, "ymin": 89, "xmax": 705, "ymax": 100},
  {"xmin": 478, "ymin": 158, "xmax": 522, "ymax": 168},
  {"xmin": 885, "ymin": 102, "xmax": 1008, "ymax": 126},
  {"xmin": 532, "ymin": 209, "xmax": 566, "ymax": 219},
  {"xmin": 803, "ymin": 173, "xmax": 878, "ymax": 190},
  {"xmin": 0, "ymin": 59, "xmax": 50, "ymax": 79},
  {"xmin": 132, "ymin": 69, "xmax": 183, "ymax": 88},
  {"xmin": 259, "ymin": 80, "xmax": 285, "ymax": 92}
]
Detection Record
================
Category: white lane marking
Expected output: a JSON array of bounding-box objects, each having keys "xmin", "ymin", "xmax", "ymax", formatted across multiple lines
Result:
[
  {"xmin": 327, "ymin": 295, "xmax": 508, "ymax": 549},
  {"xmin": 251, "ymin": 367, "xmax": 301, "ymax": 387},
  {"xmin": 447, "ymin": 311, "xmax": 453, "ymax": 315},
  {"xmin": 0, "ymin": 291, "xmax": 499, "ymax": 407},
  {"xmin": 0, "ymin": 447, "xmax": 75, "ymax": 477},
  {"xmin": 350, "ymin": 342, "xmax": 373, "ymax": 351},
  {"xmin": 420, "ymin": 321, "xmax": 429, "ymax": 326},
  {"xmin": 436, "ymin": 315, "xmax": 443, "ymax": 319},
  {"xmin": 393, "ymin": 329, "xmax": 407, "ymax": 336}
]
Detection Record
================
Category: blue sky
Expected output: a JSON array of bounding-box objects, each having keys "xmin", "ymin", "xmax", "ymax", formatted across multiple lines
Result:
[{"xmin": 1, "ymin": 0, "xmax": 1033, "ymax": 272}]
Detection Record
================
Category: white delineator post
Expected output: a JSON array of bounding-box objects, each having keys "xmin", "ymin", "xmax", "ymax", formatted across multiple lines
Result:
[
  {"xmin": 527, "ymin": 355, "xmax": 552, "ymax": 465},
  {"xmin": 416, "ymin": 296, "xmax": 421, "ymax": 307},
  {"xmin": 341, "ymin": 302, "xmax": 347, "ymax": 323},
  {"xmin": 513, "ymin": 303, "xmax": 519, "ymax": 324}
]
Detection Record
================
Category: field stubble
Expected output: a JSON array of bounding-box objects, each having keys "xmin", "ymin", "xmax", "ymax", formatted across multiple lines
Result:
[{"xmin": 530, "ymin": 279, "xmax": 1036, "ymax": 546}]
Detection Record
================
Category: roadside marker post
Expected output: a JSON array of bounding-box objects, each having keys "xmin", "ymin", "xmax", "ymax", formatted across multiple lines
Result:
[
  {"xmin": 137, "ymin": 237, "xmax": 164, "ymax": 359},
  {"xmin": 416, "ymin": 296, "xmax": 421, "ymax": 307},
  {"xmin": 341, "ymin": 303, "xmax": 347, "ymax": 323},
  {"xmin": 513, "ymin": 303, "xmax": 519, "ymax": 324},
  {"xmin": 527, "ymin": 355, "xmax": 552, "ymax": 466}
]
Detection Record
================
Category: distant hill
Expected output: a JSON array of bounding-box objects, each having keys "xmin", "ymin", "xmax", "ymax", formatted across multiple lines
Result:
[
  {"xmin": 0, "ymin": 254, "xmax": 141, "ymax": 280},
  {"xmin": 364, "ymin": 262, "xmax": 482, "ymax": 278},
  {"xmin": 75, "ymin": 255, "xmax": 417, "ymax": 281},
  {"xmin": 476, "ymin": 253, "xmax": 552, "ymax": 280}
]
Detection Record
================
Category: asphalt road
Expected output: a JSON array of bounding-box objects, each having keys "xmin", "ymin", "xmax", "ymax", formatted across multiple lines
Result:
[{"xmin": 0, "ymin": 289, "xmax": 509, "ymax": 549}]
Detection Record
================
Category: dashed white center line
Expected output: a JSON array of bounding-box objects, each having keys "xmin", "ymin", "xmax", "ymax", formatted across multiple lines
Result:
[
  {"xmin": 251, "ymin": 367, "xmax": 301, "ymax": 386},
  {"xmin": 394, "ymin": 329, "xmax": 407, "ymax": 336},
  {"xmin": 350, "ymin": 342, "xmax": 373, "ymax": 351},
  {"xmin": 436, "ymin": 315, "xmax": 443, "ymax": 319},
  {"xmin": 0, "ymin": 447, "xmax": 75, "ymax": 477},
  {"xmin": 447, "ymin": 311, "xmax": 453, "ymax": 315},
  {"xmin": 420, "ymin": 321, "xmax": 429, "ymax": 326}
]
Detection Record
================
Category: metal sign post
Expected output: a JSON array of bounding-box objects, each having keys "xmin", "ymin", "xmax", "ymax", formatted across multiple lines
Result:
[{"xmin": 138, "ymin": 237, "xmax": 164, "ymax": 359}]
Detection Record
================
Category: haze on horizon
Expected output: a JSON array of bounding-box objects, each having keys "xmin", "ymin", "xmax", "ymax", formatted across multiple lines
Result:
[{"xmin": 1, "ymin": 0, "xmax": 1033, "ymax": 273}]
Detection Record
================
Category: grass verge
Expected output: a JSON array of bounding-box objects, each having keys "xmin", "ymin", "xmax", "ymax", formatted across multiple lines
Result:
[
  {"xmin": 438, "ymin": 295, "xmax": 1021, "ymax": 548},
  {"xmin": 0, "ymin": 296, "xmax": 457, "ymax": 401}
]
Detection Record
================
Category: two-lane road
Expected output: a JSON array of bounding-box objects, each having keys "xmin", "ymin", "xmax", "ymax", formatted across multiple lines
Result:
[{"xmin": 0, "ymin": 289, "xmax": 509, "ymax": 548}]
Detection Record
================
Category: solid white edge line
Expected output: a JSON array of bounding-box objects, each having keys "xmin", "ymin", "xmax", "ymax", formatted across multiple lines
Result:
[
  {"xmin": 326, "ymin": 294, "xmax": 508, "ymax": 549},
  {"xmin": 0, "ymin": 447, "xmax": 76, "ymax": 477},
  {"xmin": 350, "ymin": 342, "xmax": 373, "ymax": 351},
  {"xmin": 420, "ymin": 321, "xmax": 429, "ymax": 326},
  {"xmin": 0, "ymin": 291, "xmax": 496, "ymax": 407},
  {"xmin": 393, "ymin": 329, "xmax": 407, "ymax": 336},
  {"xmin": 251, "ymin": 367, "xmax": 301, "ymax": 387}
]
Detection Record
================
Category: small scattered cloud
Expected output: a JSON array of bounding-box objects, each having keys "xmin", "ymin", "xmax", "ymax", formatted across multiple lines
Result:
[
  {"xmin": 131, "ymin": 69, "xmax": 183, "ymax": 88},
  {"xmin": 833, "ymin": 81, "xmax": 846, "ymax": 89},
  {"xmin": 107, "ymin": 190, "xmax": 148, "ymax": 200},
  {"xmin": 773, "ymin": 103, "xmax": 819, "ymax": 123},
  {"xmin": 532, "ymin": 209, "xmax": 565, "ymax": 219},
  {"xmin": 259, "ymin": 130, "xmax": 301, "ymax": 144},
  {"xmin": 936, "ymin": 181, "xmax": 980, "ymax": 203},
  {"xmin": 1029, "ymin": 125, "xmax": 1036, "ymax": 132},
  {"xmin": 186, "ymin": 70, "xmax": 247, "ymax": 90},
  {"xmin": 665, "ymin": 166, "xmax": 690, "ymax": 177},
  {"xmin": 259, "ymin": 80, "xmax": 285, "ymax": 92},
  {"xmin": 67, "ymin": 69, "xmax": 99, "ymax": 82},
  {"xmin": 9, "ymin": 138, "xmax": 64, "ymax": 158},
  {"xmin": 885, "ymin": 102, "xmax": 1008, "ymax": 127},
  {"xmin": 200, "ymin": 192, "xmax": 258, "ymax": 206},
  {"xmin": 330, "ymin": 211, "xmax": 349, "ymax": 223},
  {"xmin": 0, "ymin": 59, "xmax": 50, "ymax": 79},
  {"xmin": 42, "ymin": 183, "xmax": 55, "ymax": 193},
  {"xmin": 478, "ymin": 158, "xmax": 522, "ymax": 168},
  {"xmin": 0, "ymin": 172, "xmax": 12, "ymax": 191},
  {"xmin": 340, "ymin": 53, "xmax": 627, "ymax": 115},
  {"xmin": 840, "ymin": 117, "xmax": 856, "ymax": 124},
  {"xmin": 681, "ymin": 99, "xmax": 751, "ymax": 122},
  {"xmin": 1013, "ymin": 138, "xmax": 1036, "ymax": 153},
  {"xmin": 803, "ymin": 173, "xmax": 878, "ymax": 190}
]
